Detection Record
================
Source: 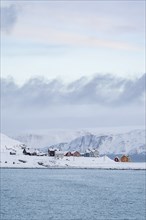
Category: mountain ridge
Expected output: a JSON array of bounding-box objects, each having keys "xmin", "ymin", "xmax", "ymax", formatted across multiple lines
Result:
[{"xmin": 12, "ymin": 129, "xmax": 146, "ymax": 156}]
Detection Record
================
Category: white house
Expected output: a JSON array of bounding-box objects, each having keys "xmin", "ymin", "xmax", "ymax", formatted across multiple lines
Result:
[
  {"xmin": 92, "ymin": 149, "xmax": 99, "ymax": 157},
  {"xmin": 55, "ymin": 151, "xmax": 64, "ymax": 159}
]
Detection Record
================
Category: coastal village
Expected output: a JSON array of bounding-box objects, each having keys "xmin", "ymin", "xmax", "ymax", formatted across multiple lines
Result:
[
  {"xmin": 1, "ymin": 144, "xmax": 145, "ymax": 170},
  {"xmin": 2, "ymin": 133, "xmax": 145, "ymax": 169},
  {"xmin": 21, "ymin": 145, "xmax": 131, "ymax": 163}
]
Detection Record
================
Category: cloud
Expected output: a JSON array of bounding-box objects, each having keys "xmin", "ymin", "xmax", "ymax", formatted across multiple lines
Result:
[
  {"xmin": 1, "ymin": 73, "xmax": 145, "ymax": 108},
  {"xmin": 0, "ymin": 5, "xmax": 18, "ymax": 33},
  {"xmin": 1, "ymin": 73, "xmax": 145, "ymax": 134},
  {"xmin": 119, "ymin": 74, "xmax": 145, "ymax": 103}
]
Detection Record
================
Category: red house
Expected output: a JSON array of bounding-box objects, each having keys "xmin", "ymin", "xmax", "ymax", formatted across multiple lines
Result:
[
  {"xmin": 65, "ymin": 151, "xmax": 72, "ymax": 156},
  {"xmin": 72, "ymin": 151, "xmax": 80, "ymax": 157}
]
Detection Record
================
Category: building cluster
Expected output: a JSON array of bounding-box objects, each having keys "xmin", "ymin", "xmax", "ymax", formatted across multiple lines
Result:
[
  {"xmin": 22, "ymin": 148, "xmax": 47, "ymax": 156},
  {"xmin": 48, "ymin": 148, "xmax": 99, "ymax": 159},
  {"xmin": 114, "ymin": 155, "xmax": 131, "ymax": 162},
  {"xmin": 9, "ymin": 145, "xmax": 131, "ymax": 162}
]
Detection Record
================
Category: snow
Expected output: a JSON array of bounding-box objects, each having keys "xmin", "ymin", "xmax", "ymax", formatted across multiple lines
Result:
[
  {"xmin": 1, "ymin": 153, "xmax": 145, "ymax": 169},
  {"xmin": 14, "ymin": 129, "xmax": 146, "ymax": 156},
  {"xmin": 15, "ymin": 130, "xmax": 90, "ymax": 148},
  {"xmin": 0, "ymin": 133, "xmax": 24, "ymax": 157},
  {"xmin": 15, "ymin": 126, "xmax": 145, "ymax": 148},
  {"xmin": 0, "ymin": 133, "xmax": 145, "ymax": 170},
  {"xmin": 1, "ymin": 133, "xmax": 22, "ymax": 148}
]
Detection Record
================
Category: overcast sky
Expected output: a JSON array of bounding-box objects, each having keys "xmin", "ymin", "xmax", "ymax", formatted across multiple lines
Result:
[
  {"xmin": 0, "ymin": 1, "xmax": 145, "ymax": 134},
  {"xmin": 1, "ymin": 0, "xmax": 145, "ymax": 84},
  {"xmin": 1, "ymin": 73, "xmax": 145, "ymax": 135}
]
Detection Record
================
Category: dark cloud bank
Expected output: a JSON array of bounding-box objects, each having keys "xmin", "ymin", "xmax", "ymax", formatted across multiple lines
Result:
[
  {"xmin": 1, "ymin": 74, "xmax": 145, "ymax": 134},
  {"xmin": 1, "ymin": 73, "xmax": 145, "ymax": 107}
]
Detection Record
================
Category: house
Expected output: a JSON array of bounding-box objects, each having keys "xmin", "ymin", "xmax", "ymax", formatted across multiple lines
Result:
[
  {"xmin": 84, "ymin": 149, "xmax": 99, "ymax": 157},
  {"xmin": 114, "ymin": 156, "xmax": 120, "ymax": 162},
  {"xmin": 84, "ymin": 149, "xmax": 90, "ymax": 157},
  {"xmin": 64, "ymin": 151, "xmax": 80, "ymax": 157},
  {"xmin": 23, "ymin": 148, "xmax": 31, "ymax": 156},
  {"xmin": 55, "ymin": 151, "xmax": 64, "ymax": 159},
  {"xmin": 84, "ymin": 152, "xmax": 90, "ymax": 157},
  {"xmin": 23, "ymin": 148, "xmax": 38, "ymax": 156},
  {"xmin": 120, "ymin": 155, "xmax": 130, "ymax": 162},
  {"xmin": 72, "ymin": 151, "xmax": 80, "ymax": 157},
  {"xmin": 48, "ymin": 148, "xmax": 57, "ymax": 157},
  {"xmin": 64, "ymin": 151, "xmax": 72, "ymax": 156},
  {"xmin": 93, "ymin": 149, "xmax": 99, "ymax": 157},
  {"xmin": 37, "ymin": 151, "xmax": 47, "ymax": 156}
]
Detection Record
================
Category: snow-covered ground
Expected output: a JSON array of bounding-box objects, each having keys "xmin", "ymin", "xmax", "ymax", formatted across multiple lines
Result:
[
  {"xmin": 0, "ymin": 133, "xmax": 145, "ymax": 170},
  {"xmin": 1, "ymin": 153, "xmax": 146, "ymax": 169}
]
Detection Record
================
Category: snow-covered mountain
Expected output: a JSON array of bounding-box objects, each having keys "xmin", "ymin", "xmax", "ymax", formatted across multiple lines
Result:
[
  {"xmin": 14, "ymin": 129, "xmax": 146, "ymax": 156},
  {"xmin": 15, "ymin": 130, "xmax": 91, "ymax": 148},
  {"xmin": 47, "ymin": 130, "xmax": 145, "ymax": 156}
]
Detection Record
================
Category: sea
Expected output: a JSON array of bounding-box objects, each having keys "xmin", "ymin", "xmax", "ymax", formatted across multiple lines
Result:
[{"xmin": 0, "ymin": 169, "xmax": 145, "ymax": 220}]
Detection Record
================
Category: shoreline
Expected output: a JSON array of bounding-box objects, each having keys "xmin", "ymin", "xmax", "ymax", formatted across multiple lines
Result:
[
  {"xmin": 1, "ymin": 153, "xmax": 145, "ymax": 170},
  {"xmin": 1, "ymin": 165, "xmax": 146, "ymax": 170}
]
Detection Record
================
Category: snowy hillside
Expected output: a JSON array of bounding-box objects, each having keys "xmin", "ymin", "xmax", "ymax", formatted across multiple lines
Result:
[
  {"xmin": 0, "ymin": 133, "xmax": 24, "ymax": 153},
  {"xmin": 65, "ymin": 130, "xmax": 146, "ymax": 155},
  {"xmin": 15, "ymin": 130, "xmax": 91, "ymax": 148},
  {"xmin": 15, "ymin": 129, "xmax": 146, "ymax": 156}
]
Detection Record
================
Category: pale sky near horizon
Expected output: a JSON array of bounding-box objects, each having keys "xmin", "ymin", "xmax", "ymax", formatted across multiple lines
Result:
[{"xmin": 1, "ymin": 0, "xmax": 145, "ymax": 85}]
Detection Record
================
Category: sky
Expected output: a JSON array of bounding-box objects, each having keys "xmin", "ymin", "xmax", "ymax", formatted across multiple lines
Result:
[
  {"xmin": 1, "ymin": 0, "xmax": 145, "ymax": 84},
  {"xmin": 0, "ymin": 0, "xmax": 145, "ymax": 134}
]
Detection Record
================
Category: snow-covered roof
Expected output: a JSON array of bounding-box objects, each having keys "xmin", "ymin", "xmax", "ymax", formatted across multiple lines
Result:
[
  {"xmin": 55, "ymin": 151, "xmax": 64, "ymax": 155},
  {"xmin": 85, "ymin": 150, "xmax": 90, "ymax": 153},
  {"xmin": 71, "ymin": 151, "xmax": 80, "ymax": 154},
  {"xmin": 48, "ymin": 148, "xmax": 57, "ymax": 151}
]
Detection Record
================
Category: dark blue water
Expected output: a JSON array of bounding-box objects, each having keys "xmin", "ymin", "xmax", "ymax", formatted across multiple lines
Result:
[{"xmin": 0, "ymin": 169, "xmax": 145, "ymax": 220}]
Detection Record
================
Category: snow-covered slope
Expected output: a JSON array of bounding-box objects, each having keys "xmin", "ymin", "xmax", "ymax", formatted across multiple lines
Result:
[
  {"xmin": 64, "ymin": 130, "xmax": 146, "ymax": 155},
  {"xmin": 15, "ymin": 129, "xmax": 146, "ymax": 156},
  {"xmin": 15, "ymin": 130, "xmax": 91, "ymax": 148},
  {"xmin": 0, "ymin": 133, "xmax": 24, "ymax": 153}
]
